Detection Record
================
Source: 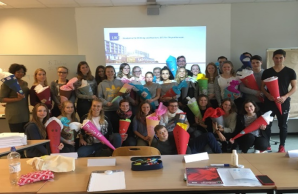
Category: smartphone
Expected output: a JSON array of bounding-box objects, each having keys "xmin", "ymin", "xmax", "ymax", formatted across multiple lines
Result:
[{"xmin": 256, "ymin": 175, "xmax": 275, "ymax": 185}]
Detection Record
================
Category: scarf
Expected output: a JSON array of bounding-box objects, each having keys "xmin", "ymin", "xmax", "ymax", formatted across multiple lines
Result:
[
  {"xmin": 162, "ymin": 109, "xmax": 183, "ymax": 125},
  {"xmin": 116, "ymin": 108, "xmax": 133, "ymax": 119}
]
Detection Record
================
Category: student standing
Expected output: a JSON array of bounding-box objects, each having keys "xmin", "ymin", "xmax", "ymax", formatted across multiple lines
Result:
[
  {"xmin": 261, "ymin": 49, "xmax": 297, "ymax": 152},
  {"xmin": 95, "ymin": 65, "xmax": 105, "ymax": 85},
  {"xmin": 0, "ymin": 64, "xmax": 29, "ymax": 133}
]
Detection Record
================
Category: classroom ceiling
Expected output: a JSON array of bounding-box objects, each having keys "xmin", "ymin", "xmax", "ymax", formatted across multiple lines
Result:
[{"xmin": 0, "ymin": 0, "xmax": 296, "ymax": 9}]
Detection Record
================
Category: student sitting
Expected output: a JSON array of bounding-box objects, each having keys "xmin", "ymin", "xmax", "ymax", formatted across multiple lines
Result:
[{"xmin": 151, "ymin": 125, "xmax": 222, "ymax": 155}]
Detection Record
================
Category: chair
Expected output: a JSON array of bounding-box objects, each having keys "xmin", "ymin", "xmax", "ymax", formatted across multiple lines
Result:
[{"xmin": 112, "ymin": 146, "xmax": 161, "ymax": 156}]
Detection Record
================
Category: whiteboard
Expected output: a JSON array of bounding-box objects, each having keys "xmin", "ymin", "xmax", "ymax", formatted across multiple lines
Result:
[
  {"xmin": 266, "ymin": 48, "xmax": 298, "ymax": 118},
  {"xmin": 0, "ymin": 55, "xmax": 86, "ymax": 115}
]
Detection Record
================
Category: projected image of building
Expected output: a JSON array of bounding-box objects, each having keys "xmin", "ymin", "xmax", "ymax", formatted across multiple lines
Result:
[
  {"xmin": 126, "ymin": 50, "xmax": 156, "ymax": 63},
  {"xmin": 105, "ymin": 40, "xmax": 127, "ymax": 63}
]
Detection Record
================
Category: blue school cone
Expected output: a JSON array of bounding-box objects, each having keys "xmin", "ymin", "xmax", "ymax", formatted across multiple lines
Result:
[{"xmin": 166, "ymin": 56, "xmax": 177, "ymax": 77}]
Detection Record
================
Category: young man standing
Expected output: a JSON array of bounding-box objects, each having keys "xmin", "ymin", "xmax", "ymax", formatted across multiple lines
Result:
[
  {"xmin": 177, "ymin": 55, "xmax": 193, "ymax": 76},
  {"xmin": 261, "ymin": 49, "xmax": 297, "ymax": 152}
]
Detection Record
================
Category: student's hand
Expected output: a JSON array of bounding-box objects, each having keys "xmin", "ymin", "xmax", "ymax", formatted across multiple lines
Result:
[
  {"xmin": 16, "ymin": 93, "xmax": 25, "ymax": 101},
  {"xmin": 260, "ymin": 124, "xmax": 266, "ymax": 130},
  {"xmin": 107, "ymin": 102, "xmax": 112, "ymax": 106},
  {"xmin": 92, "ymin": 95, "xmax": 97, "ymax": 99},
  {"xmin": 276, "ymin": 96, "xmax": 287, "ymax": 104},
  {"xmin": 121, "ymin": 134, "xmax": 128, "ymax": 142},
  {"xmin": 58, "ymin": 143, "xmax": 64, "ymax": 150},
  {"xmin": 143, "ymin": 136, "xmax": 151, "ymax": 142},
  {"xmin": 41, "ymin": 99, "xmax": 47, "ymax": 103},
  {"xmin": 79, "ymin": 138, "xmax": 87, "ymax": 146},
  {"xmin": 229, "ymin": 139, "xmax": 235, "ymax": 144}
]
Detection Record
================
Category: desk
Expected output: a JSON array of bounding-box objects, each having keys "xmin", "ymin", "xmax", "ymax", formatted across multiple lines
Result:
[
  {"xmin": 0, "ymin": 140, "xmax": 50, "ymax": 156},
  {"xmin": 37, "ymin": 154, "xmax": 274, "ymax": 194},
  {"xmin": 242, "ymin": 153, "xmax": 298, "ymax": 194}
]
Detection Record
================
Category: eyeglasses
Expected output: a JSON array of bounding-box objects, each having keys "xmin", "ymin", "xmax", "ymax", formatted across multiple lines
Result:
[
  {"xmin": 58, "ymin": 72, "xmax": 68, "ymax": 74},
  {"xmin": 178, "ymin": 60, "xmax": 186, "ymax": 62},
  {"xmin": 134, "ymin": 70, "xmax": 142, "ymax": 73},
  {"xmin": 169, "ymin": 105, "xmax": 178, "ymax": 108}
]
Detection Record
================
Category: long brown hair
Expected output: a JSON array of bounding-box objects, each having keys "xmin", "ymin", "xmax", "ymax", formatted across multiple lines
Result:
[
  {"xmin": 220, "ymin": 98, "xmax": 237, "ymax": 114},
  {"xmin": 221, "ymin": 61, "xmax": 236, "ymax": 76},
  {"xmin": 60, "ymin": 100, "xmax": 77, "ymax": 122},
  {"xmin": 205, "ymin": 62, "xmax": 218, "ymax": 83},
  {"xmin": 31, "ymin": 103, "xmax": 50, "ymax": 139},
  {"xmin": 33, "ymin": 68, "xmax": 48, "ymax": 86},
  {"xmin": 77, "ymin": 61, "xmax": 94, "ymax": 81},
  {"xmin": 136, "ymin": 102, "xmax": 152, "ymax": 124},
  {"xmin": 117, "ymin": 63, "xmax": 132, "ymax": 78},
  {"xmin": 87, "ymin": 99, "xmax": 105, "ymax": 125}
]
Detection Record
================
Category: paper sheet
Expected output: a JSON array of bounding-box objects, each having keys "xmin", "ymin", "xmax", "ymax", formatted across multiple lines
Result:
[
  {"xmin": 87, "ymin": 171, "xmax": 126, "ymax": 192},
  {"xmin": 87, "ymin": 158, "xmax": 116, "ymax": 167},
  {"xmin": 184, "ymin": 152, "xmax": 209, "ymax": 163},
  {"xmin": 217, "ymin": 168, "xmax": 261, "ymax": 186},
  {"xmin": 286, "ymin": 150, "xmax": 298, "ymax": 158}
]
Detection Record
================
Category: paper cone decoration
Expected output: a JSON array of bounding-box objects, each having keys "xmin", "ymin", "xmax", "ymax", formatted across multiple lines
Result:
[
  {"xmin": 211, "ymin": 116, "xmax": 224, "ymax": 128},
  {"xmin": 0, "ymin": 69, "xmax": 24, "ymax": 94},
  {"xmin": 232, "ymin": 111, "xmax": 273, "ymax": 140},
  {"xmin": 155, "ymin": 102, "xmax": 167, "ymax": 117},
  {"xmin": 59, "ymin": 88, "xmax": 72, "ymax": 99},
  {"xmin": 119, "ymin": 119, "xmax": 131, "ymax": 143},
  {"xmin": 81, "ymin": 120, "xmax": 115, "ymax": 150},
  {"xmin": 174, "ymin": 112, "xmax": 187, "ymax": 124},
  {"xmin": 177, "ymin": 123, "xmax": 188, "ymax": 131},
  {"xmin": 65, "ymin": 77, "xmax": 78, "ymax": 90},
  {"xmin": 146, "ymin": 113, "xmax": 160, "ymax": 138},
  {"xmin": 173, "ymin": 123, "xmax": 190, "ymax": 154},
  {"xmin": 68, "ymin": 122, "xmax": 82, "ymax": 132},
  {"xmin": 166, "ymin": 55, "xmax": 177, "ymax": 77},
  {"xmin": 224, "ymin": 80, "xmax": 240, "ymax": 100},
  {"xmin": 34, "ymin": 84, "xmax": 51, "ymax": 106},
  {"xmin": 153, "ymin": 76, "xmax": 157, "ymax": 83},
  {"xmin": 237, "ymin": 69, "xmax": 263, "ymax": 102},
  {"xmin": 264, "ymin": 76, "xmax": 282, "ymax": 115},
  {"xmin": 119, "ymin": 83, "xmax": 134, "ymax": 93},
  {"xmin": 162, "ymin": 80, "xmax": 187, "ymax": 98},
  {"xmin": 45, "ymin": 117, "xmax": 63, "ymax": 153},
  {"xmin": 129, "ymin": 83, "xmax": 155, "ymax": 109},
  {"xmin": 186, "ymin": 97, "xmax": 202, "ymax": 119},
  {"xmin": 60, "ymin": 117, "xmax": 70, "ymax": 127},
  {"xmin": 202, "ymin": 107, "xmax": 225, "ymax": 121},
  {"xmin": 120, "ymin": 78, "xmax": 131, "ymax": 84},
  {"xmin": 240, "ymin": 54, "xmax": 251, "ymax": 69},
  {"xmin": 111, "ymin": 96, "xmax": 121, "ymax": 103},
  {"xmin": 197, "ymin": 78, "xmax": 208, "ymax": 95},
  {"xmin": 78, "ymin": 80, "xmax": 93, "ymax": 95}
]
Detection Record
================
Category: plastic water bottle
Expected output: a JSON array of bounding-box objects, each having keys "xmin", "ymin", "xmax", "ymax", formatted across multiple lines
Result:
[
  {"xmin": 231, "ymin": 149, "xmax": 238, "ymax": 167},
  {"xmin": 7, "ymin": 147, "xmax": 21, "ymax": 185}
]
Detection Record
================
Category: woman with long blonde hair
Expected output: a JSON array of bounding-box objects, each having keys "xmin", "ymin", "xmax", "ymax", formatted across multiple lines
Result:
[
  {"xmin": 77, "ymin": 99, "xmax": 121, "ymax": 157},
  {"xmin": 205, "ymin": 62, "xmax": 219, "ymax": 108}
]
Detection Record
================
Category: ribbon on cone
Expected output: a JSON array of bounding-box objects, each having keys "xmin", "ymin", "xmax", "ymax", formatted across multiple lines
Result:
[
  {"xmin": 119, "ymin": 119, "xmax": 131, "ymax": 144},
  {"xmin": 155, "ymin": 102, "xmax": 167, "ymax": 117},
  {"xmin": 186, "ymin": 97, "xmax": 202, "ymax": 119},
  {"xmin": 162, "ymin": 80, "xmax": 187, "ymax": 98},
  {"xmin": 45, "ymin": 117, "xmax": 63, "ymax": 153},
  {"xmin": 166, "ymin": 56, "xmax": 177, "ymax": 77},
  {"xmin": 202, "ymin": 107, "xmax": 225, "ymax": 122},
  {"xmin": 129, "ymin": 83, "xmax": 155, "ymax": 110},
  {"xmin": 173, "ymin": 122, "xmax": 190, "ymax": 154},
  {"xmin": 263, "ymin": 76, "xmax": 282, "ymax": 115},
  {"xmin": 146, "ymin": 113, "xmax": 160, "ymax": 138},
  {"xmin": 0, "ymin": 69, "xmax": 24, "ymax": 94},
  {"xmin": 231, "ymin": 111, "xmax": 273, "ymax": 140},
  {"xmin": 81, "ymin": 120, "xmax": 115, "ymax": 150}
]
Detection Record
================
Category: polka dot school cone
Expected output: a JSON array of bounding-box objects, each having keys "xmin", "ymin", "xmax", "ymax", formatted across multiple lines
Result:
[
  {"xmin": 166, "ymin": 55, "xmax": 177, "ymax": 77},
  {"xmin": 173, "ymin": 123, "xmax": 190, "ymax": 154},
  {"xmin": 237, "ymin": 69, "xmax": 263, "ymax": 102},
  {"xmin": 119, "ymin": 119, "xmax": 131, "ymax": 144},
  {"xmin": 34, "ymin": 84, "xmax": 52, "ymax": 107},
  {"xmin": 146, "ymin": 113, "xmax": 160, "ymax": 138},
  {"xmin": 0, "ymin": 69, "xmax": 23, "ymax": 94},
  {"xmin": 81, "ymin": 120, "xmax": 115, "ymax": 150},
  {"xmin": 45, "ymin": 117, "xmax": 63, "ymax": 153},
  {"xmin": 231, "ymin": 111, "xmax": 273, "ymax": 140},
  {"xmin": 263, "ymin": 76, "xmax": 282, "ymax": 115},
  {"xmin": 18, "ymin": 170, "xmax": 54, "ymax": 186}
]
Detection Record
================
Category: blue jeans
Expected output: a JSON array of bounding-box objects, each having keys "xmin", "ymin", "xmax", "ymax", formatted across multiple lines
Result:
[
  {"xmin": 77, "ymin": 133, "xmax": 121, "ymax": 157},
  {"xmin": 189, "ymin": 132, "xmax": 222, "ymax": 154}
]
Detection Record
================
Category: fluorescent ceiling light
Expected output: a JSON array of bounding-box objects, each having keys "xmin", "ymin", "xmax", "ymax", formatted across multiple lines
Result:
[{"xmin": 0, "ymin": 1, "xmax": 6, "ymax": 6}]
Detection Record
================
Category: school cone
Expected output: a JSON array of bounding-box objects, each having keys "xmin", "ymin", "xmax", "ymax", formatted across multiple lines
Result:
[
  {"xmin": 162, "ymin": 80, "xmax": 187, "ymax": 98},
  {"xmin": 0, "ymin": 73, "xmax": 24, "ymax": 94},
  {"xmin": 45, "ymin": 117, "xmax": 63, "ymax": 153},
  {"xmin": 146, "ymin": 113, "xmax": 160, "ymax": 138},
  {"xmin": 264, "ymin": 76, "xmax": 282, "ymax": 115},
  {"xmin": 186, "ymin": 97, "xmax": 202, "ymax": 119},
  {"xmin": 173, "ymin": 123, "xmax": 190, "ymax": 154},
  {"xmin": 166, "ymin": 55, "xmax": 178, "ymax": 77},
  {"xmin": 231, "ymin": 111, "xmax": 273, "ymax": 140},
  {"xmin": 81, "ymin": 120, "xmax": 115, "ymax": 150},
  {"xmin": 119, "ymin": 119, "xmax": 131, "ymax": 144},
  {"xmin": 197, "ymin": 74, "xmax": 208, "ymax": 95},
  {"xmin": 35, "ymin": 85, "xmax": 52, "ymax": 107}
]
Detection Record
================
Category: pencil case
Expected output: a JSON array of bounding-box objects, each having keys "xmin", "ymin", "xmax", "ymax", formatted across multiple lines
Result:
[{"xmin": 130, "ymin": 156, "xmax": 163, "ymax": 171}]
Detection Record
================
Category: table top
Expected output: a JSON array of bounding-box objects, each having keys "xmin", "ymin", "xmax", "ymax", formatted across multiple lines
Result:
[
  {"xmin": 0, "ymin": 140, "xmax": 50, "ymax": 156},
  {"xmin": 242, "ymin": 153, "xmax": 298, "ymax": 190},
  {"xmin": 37, "ymin": 154, "xmax": 274, "ymax": 194}
]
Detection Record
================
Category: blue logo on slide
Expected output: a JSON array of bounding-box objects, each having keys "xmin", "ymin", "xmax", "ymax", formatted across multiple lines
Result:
[{"xmin": 110, "ymin": 33, "xmax": 119, "ymax": 41}]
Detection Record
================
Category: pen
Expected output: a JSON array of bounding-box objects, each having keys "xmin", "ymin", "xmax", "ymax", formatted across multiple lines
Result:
[{"xmin": 210, "ymin": 164, "xmax": 230, "ymax": 167}]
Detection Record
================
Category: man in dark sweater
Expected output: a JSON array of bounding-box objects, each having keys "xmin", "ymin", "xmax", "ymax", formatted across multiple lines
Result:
[{"xmin": 151, "ymin": 125, "xmax": 221, "ymax": 155}]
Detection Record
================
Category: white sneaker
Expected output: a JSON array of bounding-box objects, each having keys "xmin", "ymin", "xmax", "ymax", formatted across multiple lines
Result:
[
  {"xmin": 260, "ymin": 150, "xmax": 268, "ymax": 153},
  {"xmin": 254, "ymin": 150, "xmax": 260, "ymax": 153}
]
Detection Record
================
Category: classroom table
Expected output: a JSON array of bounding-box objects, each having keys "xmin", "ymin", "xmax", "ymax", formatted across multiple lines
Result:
[
  {"xmin": 242, "ymin": 153, "xmax": 298, "ymax": 194},
  {"xmin": 35, "ymin": 154, "xmax": 274, "ymax": 194},
  {"xmin": 0, "ymin": 140, "xmax": 50, "ymax": 157}
]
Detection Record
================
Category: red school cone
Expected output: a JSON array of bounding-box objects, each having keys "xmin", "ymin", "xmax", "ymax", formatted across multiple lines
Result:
[
  {"xmin": 45, "ymin": 117, "xmax": 63, "ymax": 153},
  {"xmin": 162, "ymin": 88, "xmax": 177, "ymax": 98},
  {"xmin": 264, "ymin": 77, "xmax": 282, "ymax": 115},
  {"xmin": 173, "ymin": 124, "xmax": 190, "ymax": 154},
  {"xmin": 81, "ymin": 120, "xmax": 115, "ymax": 150},
  {"xmin": 119, "ymin": 119, "xmax": 131, "ymax": 143}
]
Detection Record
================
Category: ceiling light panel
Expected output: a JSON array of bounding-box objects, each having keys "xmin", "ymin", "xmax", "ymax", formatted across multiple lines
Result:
[
  {"xmin": 0, "ymin": 0, "xmax": 46, "ymax": 8},
  {"xmin": 38, "ymin": 0, "xmax": 79, "ymax": 7},
  {"xmin": 112, "ymin": 0, "xmax": 147, "ymax": 6},
  {"xmin": 75, "ymin": 0, "xmax": 113, "ymax": 6}
]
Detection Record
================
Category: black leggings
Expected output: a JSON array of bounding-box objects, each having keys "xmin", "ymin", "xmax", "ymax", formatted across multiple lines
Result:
[{"xmin": 237, "ymin": 133, "xmax": 268, "ymax": 153}]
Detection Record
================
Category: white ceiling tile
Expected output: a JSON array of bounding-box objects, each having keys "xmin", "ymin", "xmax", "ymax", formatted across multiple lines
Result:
[
  {"xmin": 38, "ymin": 0, "xmax": 79, "ymax": 7},
  {"xmin": 190, "ymin": 0, "xmax": 223, "ymax": 4},
  {"xmin": 112, "ymin": 0, "xmax": 147, "ymax": 6},
  {"xmin": 0, "ymin": 0, "xmax": 46, "ymax": 8}
]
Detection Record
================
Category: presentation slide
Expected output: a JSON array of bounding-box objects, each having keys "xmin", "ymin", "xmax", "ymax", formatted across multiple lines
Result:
[{"xmin": 104, "ymin": 26, "xmax": 206, "ymax": 76}]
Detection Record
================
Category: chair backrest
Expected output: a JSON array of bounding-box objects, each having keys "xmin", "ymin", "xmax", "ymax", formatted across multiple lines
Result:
[{"xmin": 112, "ymin": 146, "xmax": 161, "ymax": 156}]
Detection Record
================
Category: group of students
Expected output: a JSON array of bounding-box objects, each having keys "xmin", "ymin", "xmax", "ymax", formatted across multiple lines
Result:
[{"xmin": 0, "ymin": 49, "xmax": 296, "ymax": 157}]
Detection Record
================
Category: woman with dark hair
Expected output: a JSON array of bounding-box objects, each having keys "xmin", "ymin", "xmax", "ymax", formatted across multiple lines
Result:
[
  {"xmin": 95, "ymin": 65, "xmax": 105, "ymax": 85},
  {"xmin": 133, "ymin": 102, "xmax": 153, "ymax": 146},
  {"xmin": 24, "ymin": 103, "xmax": 64, "ymax": 157},
  {"xmin": 213, "ymin": 98, "xmax": 237, "ymax": 152},
  {"xmin": 159, "ymin": 66, "xmax": 178, "ymax": 106},
  {"xmin": 75, "ymin": 61, "xmax": 97, "ymax": 119},
  {"xmin": 205, "ymin": 62, "xmax": 219, "ymax": 108},
  {"xmin": 77, "ymin": 99, "xmax": 121, "ymax": 157},
  {"xmin": 116, "ymin": 63, "xmax": 132, "ymax": 80},
  {"xmin": 0, "ymin": 64, "xmax": 30, "ymax": 132},
  {"xmin": 230, "ymin": 100, "xmax": 268, "ymax": 153}
]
